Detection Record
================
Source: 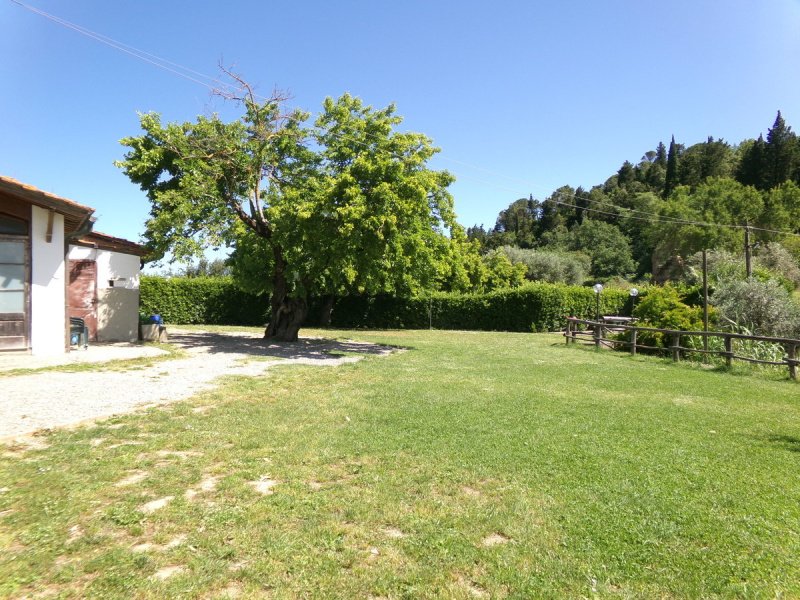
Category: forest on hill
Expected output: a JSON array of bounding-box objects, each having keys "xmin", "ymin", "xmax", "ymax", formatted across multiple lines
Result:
[{"xmin": 467, "ymin": 112, "xmax": 800, "ymax": 286}]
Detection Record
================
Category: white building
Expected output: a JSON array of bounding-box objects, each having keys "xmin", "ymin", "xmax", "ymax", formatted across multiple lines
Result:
[{"xmin": 0, "ymin": 176, "xmax": 145, "ymax": 355}]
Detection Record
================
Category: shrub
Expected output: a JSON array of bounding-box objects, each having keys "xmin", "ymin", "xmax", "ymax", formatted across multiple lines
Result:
[
  {"xmin": 683, "ymin": 246, "xmax": 798, "ymax": 293},
  {"xmin": 712, "ymin": 278, "xmax": 800, "ymax": 338},
  {"xmin": 754, "ymin": 243, "xmax": 800, "ymax": 290},
  {"xmin": 633, "ymin": 284, "xmax": 708, "ymax": 348}
]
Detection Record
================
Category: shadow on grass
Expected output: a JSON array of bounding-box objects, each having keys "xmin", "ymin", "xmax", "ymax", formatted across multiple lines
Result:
[
  {"xmin": 169, "ymin": 330, "xmax": 405, "ymax": 362},
  {"xmin": 765, "ymin": 434, "xmax": 800, "ymax": 453}
]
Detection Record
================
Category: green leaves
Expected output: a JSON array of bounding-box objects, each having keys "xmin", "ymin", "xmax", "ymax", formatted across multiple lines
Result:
[{"xmin": 120, "ymin": 88, "xmax": 458, "ymax": 323}]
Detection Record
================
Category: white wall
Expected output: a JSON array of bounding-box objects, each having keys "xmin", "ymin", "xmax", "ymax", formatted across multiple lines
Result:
[
  {"xmin": 67, "ymin": 245, "xmax": 141, "ymax": 342},
  {"xmin": 30, "ymin": 206, "xmax": 66, "ymax": 355},
  {"xmin": 68, "ymin": 246, "xmax": 140, "ymax": 289}
]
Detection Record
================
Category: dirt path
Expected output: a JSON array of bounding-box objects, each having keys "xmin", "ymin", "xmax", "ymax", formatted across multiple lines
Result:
[{"xmin": 1, "ymin": 329, "xmax": 394, "ymax": 440}]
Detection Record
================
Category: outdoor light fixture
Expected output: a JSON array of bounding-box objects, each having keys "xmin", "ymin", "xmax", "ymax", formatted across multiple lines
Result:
[
  {"xmin": 629, "ymin": 287, "xmax": 639, "ymax": 316},
  {"xmin": 593, "ymin": 283, "xmax": 603, "ymax": 321}
]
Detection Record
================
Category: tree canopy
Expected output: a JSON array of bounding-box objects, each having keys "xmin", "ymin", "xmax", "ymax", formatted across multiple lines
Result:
[{"xmin": 118, "ymin": 82, "xmax": 458, "ymax": 340}]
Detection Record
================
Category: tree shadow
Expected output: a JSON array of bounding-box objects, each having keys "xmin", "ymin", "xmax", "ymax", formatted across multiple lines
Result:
[
  {"xmin": 764, "ymin": 434, "xmax": 800, "ymax": 453},
  {"xmin": 167, "ymin": 330, "xmax": 403, "ymax": 362}
]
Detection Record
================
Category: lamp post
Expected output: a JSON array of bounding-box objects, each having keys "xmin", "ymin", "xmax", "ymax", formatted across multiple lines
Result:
[
  {"xmin": 629, "ymin": 287, "xmax": 638, "ymax": 315},
  {"xmin": 592, "ymin": 283, "xmax": 603, "ymax": 322}
]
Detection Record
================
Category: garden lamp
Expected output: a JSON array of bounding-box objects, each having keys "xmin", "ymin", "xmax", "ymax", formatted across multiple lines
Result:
[
  {"xmin": 629, "ymin": 287, "xmax": 638, "ymax": 314},
  {"xmin": 592, "ymin": 283, "xmax": 603, "ymax": 321}
]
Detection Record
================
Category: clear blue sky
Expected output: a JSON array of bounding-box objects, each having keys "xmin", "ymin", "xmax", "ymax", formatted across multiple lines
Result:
[{"xmin": 2, "ymin": 0, "xmax": 800, "ymax": 256}]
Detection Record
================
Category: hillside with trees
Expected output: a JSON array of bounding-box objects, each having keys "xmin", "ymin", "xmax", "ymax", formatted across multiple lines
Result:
[{"xmin": 468, "ymin": 112, "xmax": 800, "ymax": 285}]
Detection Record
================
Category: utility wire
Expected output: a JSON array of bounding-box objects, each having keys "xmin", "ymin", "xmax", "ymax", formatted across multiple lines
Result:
[
  {"xmin": 547, "ymin": 190, "xmax": 800, "ymax": 237},
  {"xmin": 8, "ymin": 0, "xmax": 236, "ymax": 92},
  {"xmin": 11, "ymin": 0, "xmax": 800, "ymax": 239}
]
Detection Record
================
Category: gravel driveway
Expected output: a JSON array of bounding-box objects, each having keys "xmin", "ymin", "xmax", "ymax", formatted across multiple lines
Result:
[{"xmin": 1, "ymin": 329, "xmax": 394, "ymax": 440}]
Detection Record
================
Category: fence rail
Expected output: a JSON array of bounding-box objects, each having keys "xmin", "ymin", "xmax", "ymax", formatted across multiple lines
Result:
[{"xmin": 564, "ymin": 317, "xmax": 800, "ymax": 380}]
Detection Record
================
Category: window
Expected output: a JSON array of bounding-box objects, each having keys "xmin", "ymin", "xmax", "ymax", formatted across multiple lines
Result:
[
  {"xmin": 0, "ymin": 214, "xmax": 27, "ymax": 236},
  {"xmin": 0, "ymin": 240, "xmax": 25, "ymax": 313}
]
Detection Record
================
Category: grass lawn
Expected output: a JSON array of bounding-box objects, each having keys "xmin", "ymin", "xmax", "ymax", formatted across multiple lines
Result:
[{"xmin": 2, "ymin": 328, "xmax": 800, "ymax": 598}]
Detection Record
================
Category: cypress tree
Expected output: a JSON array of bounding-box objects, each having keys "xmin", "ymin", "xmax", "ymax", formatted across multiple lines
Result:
[
  {"xmin": 765, "ymin": 111, "xmax": 796, "ymax": 189},
  {"xmin": 655, "ymin": 141, "xmax": 667, "ymax": 166},
  {"xmin": 736, "ymin": 135, "xmax": 767, "ymax": 189},
  {"xmin": 664, "ymin": 135, "xmax": 679, "ymax": 198}
]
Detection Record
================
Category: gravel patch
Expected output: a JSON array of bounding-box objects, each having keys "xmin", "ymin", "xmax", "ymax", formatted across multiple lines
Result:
[{"xmin": 0, "ymin": 329, "xmax": 395, "ymax": 440}]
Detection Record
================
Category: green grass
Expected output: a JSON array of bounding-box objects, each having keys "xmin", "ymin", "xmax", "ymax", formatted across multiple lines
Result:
[{"xmin": 2, "ymin": 328, "xmax": 800, "ymax": 598}]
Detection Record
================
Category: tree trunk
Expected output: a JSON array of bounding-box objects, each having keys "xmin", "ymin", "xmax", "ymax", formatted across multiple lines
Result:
[
  {"xmin": 264, "ymin": 294, "xmax": 307, "ymax": 342},
  {"xmin": 263, "ymin": 248, "xmax": 307, "ymax": 342},
  {"xmin": 319, "ymin": 294, "xmax": 335, "ymax": 327}
]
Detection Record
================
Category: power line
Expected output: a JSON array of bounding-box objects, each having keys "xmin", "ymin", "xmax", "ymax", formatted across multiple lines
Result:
[
  {"xmin": 11, "ymin": 0, "xmax": 800, "ymax": 240},
  {"xmin": 9, "ymin": 0, "xmax": 235, "ymax": 92},
  {"xmin": 9, "ymin": 0, "xmax": 544, "ymax": 185},
  {"xmin": 547, "ymin": 189, "xmax": 800, "ymax": 238}
]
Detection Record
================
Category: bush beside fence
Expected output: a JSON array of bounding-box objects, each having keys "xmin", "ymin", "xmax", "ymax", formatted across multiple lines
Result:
[{"xmin": 141, "ymin": 276, "xmax": 630, "ymax": 332}]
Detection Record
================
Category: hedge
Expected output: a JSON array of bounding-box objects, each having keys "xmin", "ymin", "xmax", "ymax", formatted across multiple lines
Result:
[
  {"xmin": 141, "ymin": 276, "xmax": 631, "ymax": 332},
  {"xmin": 139, "ymin": 276, "xmax": 268, "ymax": 326},
  {"xmin": 315, "ymin": 284, "xmax": 630, "ymax": 332}
]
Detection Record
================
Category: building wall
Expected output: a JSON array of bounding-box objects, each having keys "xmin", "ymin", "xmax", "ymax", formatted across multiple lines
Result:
[
  {"xmin": 30, "ymin": 206, "xmax": 66, "ymax": 355},
  {"xmin": 68, "ymin": 246, "xmax": 140, "ymax": 342}
]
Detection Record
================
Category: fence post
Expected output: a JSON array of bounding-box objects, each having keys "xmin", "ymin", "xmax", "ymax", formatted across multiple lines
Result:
[
  {"xmin": 724, "ymin": 335, "xmax": 733, "ymax": 368},
  {"xmin": 630, "ymin": 328, "xmax": 637, "ymax": 356},
  {"xmin": 594, "ymin": 322, "xmax": 602, "ymax": 349},
  {"xmin": 788, "ymin": 344, "xmax": 797, "ymax": 381},
  {"xmin": 565, "ymin": 319, "xmax": 572, "ymax": 345},
  {"xmin": 671, "ymin": 333, "xmax": 681, "ymax": 362}
]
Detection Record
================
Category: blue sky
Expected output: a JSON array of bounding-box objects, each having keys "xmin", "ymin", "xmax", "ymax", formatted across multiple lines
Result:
[{"xmin": 2, "ymin": 0, "xmax": 800, "ymax": 259}]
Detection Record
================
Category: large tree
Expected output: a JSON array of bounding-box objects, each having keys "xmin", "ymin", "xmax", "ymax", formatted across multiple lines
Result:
[
  {"xmin": 764, "ymin": 111, "xmax": 797, "ymax": 190},
  {"xmin": 117, "ymin": 81, "xmax": 456, "ymax": 341},
  {"xmin": 649, "ymin": 178, "xmax": 763, "ymax": 281}
]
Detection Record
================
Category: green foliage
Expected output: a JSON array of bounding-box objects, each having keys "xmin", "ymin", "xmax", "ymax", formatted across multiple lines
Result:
[
  {"xmin": 712, "ymin": 278, "xmax": 800, "ymax": 338},
  {"xmin": 321, "ymin": 283, "xmax": 628, "ymax": 332},
  {"xmin": 142, "ymin": 276, "xmax": 628, "ymax": 332},
  {"xmin": 118, "ymin": 86, "xmax": 457, "ymax": 340},
  {"xmin": 568, "ymin": 219, "xmax": 635, "ymax": 277},
  {"xmin": 475, "ymin": 112, "xmax": 800, "ymax": 285},
  {"xmin": 650, "ymin": 178, "xmax": 764, "ymax": 282},
  {"xmin": 498, "ymin": 246, "xmax": 590, "ymax": 285},
  {"xmin": 677, "ymin": 136, "xmax": 735, "ymax": 188},
  {"xmin": 633, "ymin": 284, "xmax": 708, "ymax": 347},
  {"xmin": 139, "ymin": 276, "xmax": 268, "ymax": 325},
  {"xmin": 481, "ymin": 250, "xmax": 527, "ymax": 290},
  {"xmin": 681, "ymin": 244, "xmax": 800, "ymax": 293},
  {"xmin": 492, "ymin": 196, "xmax": 539, "ymax": 248}
]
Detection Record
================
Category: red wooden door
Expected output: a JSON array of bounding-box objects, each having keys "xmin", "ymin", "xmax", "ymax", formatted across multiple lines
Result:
[{"xmin": 68, "ymin": 260, "xmax": 98, "ymax": 341}]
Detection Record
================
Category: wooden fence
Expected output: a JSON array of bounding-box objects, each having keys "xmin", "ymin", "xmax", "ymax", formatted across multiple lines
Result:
[{"xmin": 564, "ymin": 316, "xmax": 800, "ymax": 380}]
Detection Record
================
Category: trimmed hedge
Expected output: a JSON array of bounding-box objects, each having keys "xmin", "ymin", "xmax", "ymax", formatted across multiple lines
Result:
[
  {"xmin": 139, "ymin": 276, "xmax": 268, "ymax": 326},
  {"xmin": 142, "ymin": 276, "xmax": 630, "ymax": 332},
  {"xmin": 316, "ymin": 284, "xmax": 629, "ymax": 332}
]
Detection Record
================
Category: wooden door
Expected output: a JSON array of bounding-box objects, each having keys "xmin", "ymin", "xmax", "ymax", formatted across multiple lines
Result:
[{"xmin": 68, "ymin": 260, "xmax": 98, "ymax": 341}]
